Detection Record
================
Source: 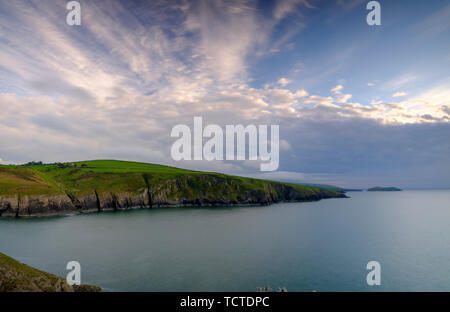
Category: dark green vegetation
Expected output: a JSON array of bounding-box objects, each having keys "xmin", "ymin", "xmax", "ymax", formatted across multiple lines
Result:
[
  {"xmin": 300, "ymin": 183, "xmax": 363, "ymax": 192},
  {"xmin": 367, "ymin": 186, "xmax": 402, "ymax": 192},
  {"xmin": 0, "ymin": 253, "xmax": 101, "ymax": 292},
  {"xmin": 0, "ymin": 160, "xmax": 346, "ymax": 217}
]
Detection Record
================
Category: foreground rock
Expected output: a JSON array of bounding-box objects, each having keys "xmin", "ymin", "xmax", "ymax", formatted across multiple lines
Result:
[{"xmin": 0, "ymin": 253, "xmax": 101, "ymax": 292}]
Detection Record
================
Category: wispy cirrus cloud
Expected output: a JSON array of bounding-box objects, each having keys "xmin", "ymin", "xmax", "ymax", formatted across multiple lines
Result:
[
  {"xmin": 382, "ymin": 72, "xmax": 420, "ymax": 91},
  {"xmin": 414, "ymin": 2, "xmax": 450, "ymax": 37}
]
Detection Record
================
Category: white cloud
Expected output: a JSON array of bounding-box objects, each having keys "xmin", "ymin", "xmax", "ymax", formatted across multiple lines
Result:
[
  {"xmin": 303, "ymin": 95, "xmax": 335, "ymax": 106},
  {"xmin": 331, "ymin": 84, "xmax": 344, "ymax": 94},
  {"xmin": 393, "ymin": 92, "xmax": 407, "ymax": 98},
  {"xmin": 295, "ymin": 89, "xmax": 309, "ymax": 97},
  {"xmin": 278, "ymin": 78, "xmax": 292, "ymax": 86},
  {"xmin": 330, "ymin": 84, "xmax": 352, "ymax": 103},
  {"xmin": 337, "ymin": 93, "xmax": 352, "ymax": 103}
]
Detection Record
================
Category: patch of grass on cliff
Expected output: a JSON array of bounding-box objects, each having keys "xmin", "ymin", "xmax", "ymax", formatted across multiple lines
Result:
[
  {"xmin": 220, "ymin": 176, "xmax": 327, "ymax": 197},
  {"xmin": 0, "ymin": 252, "xmax": 63, "ymax": 291},
  {"xmin": 73, "ymin": 160, "xmax": 195, "ymax": 174},
  {"xmin": 287, "ymin": 183, "xmax": 337, "ymax": 196},
  {"xmin": 0, "ymin": 253, "xmax": 102, "ymax": 292},
  {"xmin": 0, "ymin": 252, "xmax": 58, "ymax": 280},
  {"xmin": 0, "ymin": 167, "xmax": 60, "ymax": 196}
]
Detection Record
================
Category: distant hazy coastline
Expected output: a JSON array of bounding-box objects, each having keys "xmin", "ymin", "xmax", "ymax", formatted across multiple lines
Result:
[{"xmin": 367, "ymin": 187, "xmax": 402, "ymax": 192}]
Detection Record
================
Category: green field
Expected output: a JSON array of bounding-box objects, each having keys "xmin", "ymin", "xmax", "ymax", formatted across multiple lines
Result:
[{"xmin": 0, "ymin": 160, "xmax": 192, "ymax": 196}]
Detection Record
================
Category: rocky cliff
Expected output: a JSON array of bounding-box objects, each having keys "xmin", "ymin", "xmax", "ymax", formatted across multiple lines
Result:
[
  {"xmin": 0, "ymin": 160, "xmax": 346, "ymax": 217},
  {"xmin": 0, "ymin": 174, "xmax": 346, "ymax": 217}
]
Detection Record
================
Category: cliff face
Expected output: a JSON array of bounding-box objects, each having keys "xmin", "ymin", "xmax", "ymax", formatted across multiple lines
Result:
[{"xmin": 0, "ymin": 174, "xmax": 346, "ymax": 218}]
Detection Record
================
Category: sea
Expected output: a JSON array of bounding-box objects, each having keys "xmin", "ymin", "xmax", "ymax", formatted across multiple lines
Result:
[{"xmin": 1, "ymin": 190, "xmax": 450, "ymax": 291}]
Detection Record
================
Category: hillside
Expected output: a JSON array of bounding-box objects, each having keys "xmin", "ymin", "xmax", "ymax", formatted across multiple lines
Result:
[
  {"xmin": 0, "ymin": 160, "xmax": 346, "ymax": 217},
  {"xmin": 0, "ymin": 253, "xmax": 101, "ymax": 292}
]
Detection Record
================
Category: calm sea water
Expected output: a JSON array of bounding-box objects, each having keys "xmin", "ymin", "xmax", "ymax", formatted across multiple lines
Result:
[{"xmin": 1, "ymin": 190, "xmax": 450, "ymax": 291}]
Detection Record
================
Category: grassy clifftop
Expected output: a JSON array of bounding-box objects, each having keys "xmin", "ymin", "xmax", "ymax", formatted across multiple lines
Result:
[
  {"xmin": 0, "ymin": 160, "xmax": 345, "ymax": 217},
  {"xmin": 0, "ymin": 252, "xmax": 101, "ymax": 292},
  {"xmin": 0, "ymin": 160, "xmax": 195, "ymax": 196}
]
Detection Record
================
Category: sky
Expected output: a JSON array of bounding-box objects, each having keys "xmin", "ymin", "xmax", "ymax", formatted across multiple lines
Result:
[{"xmin": 0, "ymin": 0, "xmax": 449, "ymax": 188}]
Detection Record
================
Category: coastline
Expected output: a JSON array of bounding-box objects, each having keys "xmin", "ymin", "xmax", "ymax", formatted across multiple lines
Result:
[
  {"xmin": 0, "ymin": 193, "xmax": 348, "ymax": 218},
  {"xmin": 0, "ymin": 160, "xmax": 347, "ymax": 218}
]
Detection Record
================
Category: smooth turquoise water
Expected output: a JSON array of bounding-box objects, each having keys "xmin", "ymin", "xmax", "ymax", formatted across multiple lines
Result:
[{"xmin": 1, "ymin": 190, "xmax": 450, "ymax": 291}]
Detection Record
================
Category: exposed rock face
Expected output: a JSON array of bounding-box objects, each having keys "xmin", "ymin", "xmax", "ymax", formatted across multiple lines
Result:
[
  {"xmin": 0, "ymin": 195, "xmax": 78, "ymax": 217},
  {"xmin": 0, "ymin": 175, "xmax": 346, "ymax": 218}
]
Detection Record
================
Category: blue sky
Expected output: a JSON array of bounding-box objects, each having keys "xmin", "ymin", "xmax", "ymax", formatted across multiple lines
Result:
[{"xmin": 0, "ymin": 0, "xmax": 449, "ymax": 188}]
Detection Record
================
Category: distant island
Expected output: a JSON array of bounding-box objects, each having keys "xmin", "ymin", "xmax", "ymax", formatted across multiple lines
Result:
[
  {"xmin": 0, "ymin": 252, "xmax": 101, "ymax": 292},
  {"xmin": 0, "ymin": 160, "xmax": 347, "ymax": 218},
  {"xmin": 367, "ymin": 186, "xmax": 402, "ymax": 192}
]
